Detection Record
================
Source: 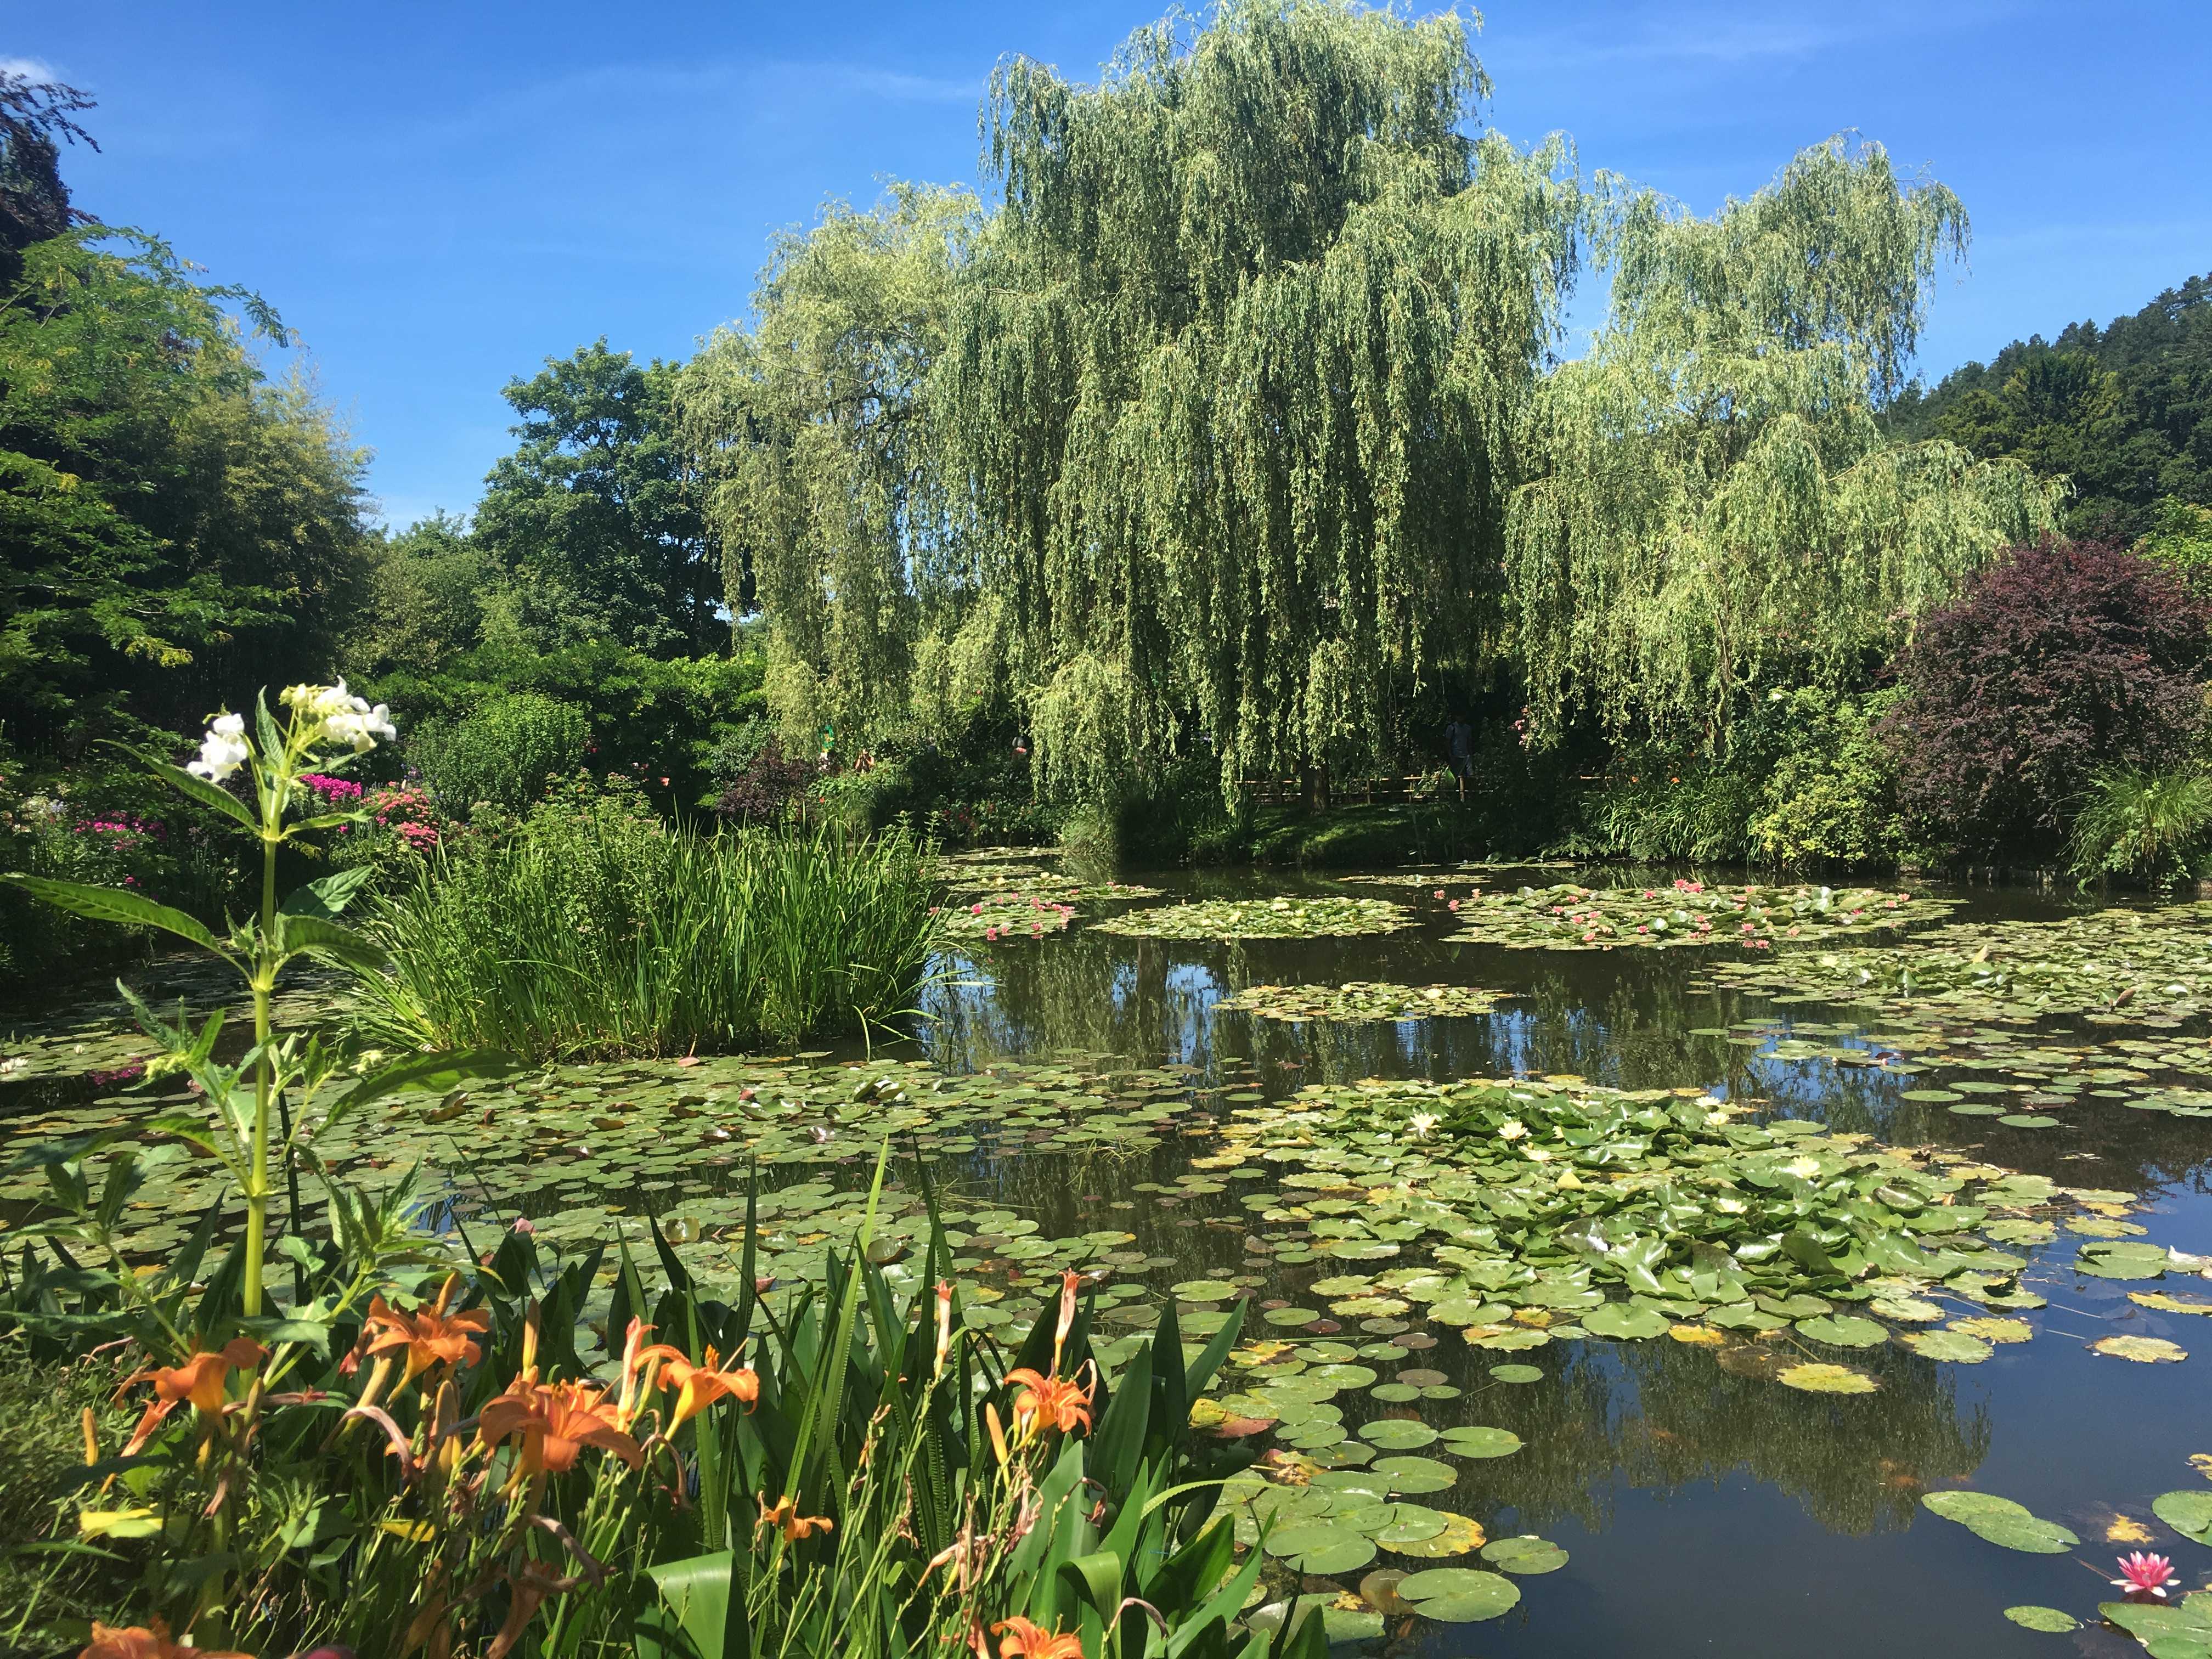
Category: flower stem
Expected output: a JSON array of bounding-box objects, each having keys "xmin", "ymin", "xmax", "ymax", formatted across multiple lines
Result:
[{"xmin": 243, "ymin": 802, "xmax": 280, "ymax": 1318}]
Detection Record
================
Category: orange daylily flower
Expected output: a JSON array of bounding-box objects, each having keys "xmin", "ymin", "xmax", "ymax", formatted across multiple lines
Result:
[
  {"xmin": 478, "ymin": 1378, "xmax": 642, "ymax": 1475},
  {"xmin": 79, "ymin": 1621, "xmax": 248, "ymax": 1659},
  {"xmin": 637, "ymin": 1340, "xmax": 759, "ymax": 1429},
  {"xmin": 756, "ymin": 1493, "xmax": 835, "ymax": 1542},
  {"xmin": 363, "ymin": 1274, "xmax": 491, "ymax": 1387},
  {"xmin": 119, "ymin": 1337, "xmax": 267, "ymax": 1455},
  {"xmin": 992, "ymin": 1616, "xmax": 1084, "ymax": 1659},
  {"xmin": 1003, "ymin": 1364, "xmax": 1097, "ymax": 1440}
]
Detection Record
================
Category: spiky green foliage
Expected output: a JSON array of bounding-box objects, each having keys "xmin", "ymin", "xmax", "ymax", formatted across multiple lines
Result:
[{"xmin": 1505, "ymin": 137, "xmax": 2061, "ymax": 753}]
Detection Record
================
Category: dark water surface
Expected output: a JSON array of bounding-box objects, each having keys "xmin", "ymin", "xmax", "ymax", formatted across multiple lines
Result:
[{"xmin": 908, "ymin": 864, "xmax": 2208, "ymax": 1659}]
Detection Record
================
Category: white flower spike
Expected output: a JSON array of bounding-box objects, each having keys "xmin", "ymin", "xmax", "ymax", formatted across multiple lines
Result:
[{"xmin": 185, "ymin": 712, "xmax": 250, "ymax": 782}]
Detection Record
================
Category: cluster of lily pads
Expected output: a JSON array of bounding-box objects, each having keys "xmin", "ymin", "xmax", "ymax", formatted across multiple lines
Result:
[
  {"xmin": 1094, "ymin": 896, "xmax": 1412, "ymax": 940},
  {"xmin": 1702, "ymin": 902, "xmax": 2212, "ymax": 1022},
  {"xmin": 1211, "ymin": 982, "xmax": 1510, "ymax": 1024},
  {"xmin": 933, "ymin": 890, "xmax": 1082, "ymax": 941},
  {"xmin": 927, "ymin": 848, "xmax": 1164, "ymax": 944},
  {"xmin": 1444, "ymin": 881, "xmax": 1950, "ymax": 951}
]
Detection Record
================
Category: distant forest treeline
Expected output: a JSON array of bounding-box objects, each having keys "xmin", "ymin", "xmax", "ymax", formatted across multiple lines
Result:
[{"xmin": 1886, "ymin": 272, "xmax": 2212, "ymax": 539}]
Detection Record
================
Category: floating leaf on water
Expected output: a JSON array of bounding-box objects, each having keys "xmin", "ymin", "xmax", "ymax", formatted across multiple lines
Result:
[
  {"xmin": 1949, "ymin": 1317, "xmax": 2033, "ymax": 1344},
  {"xmin": 1212, "ymin": 981, "xmax": 1509, "ymax": 1023},
  {"xmin": 1371, "ymin": 1455, "xmax": 1458, "ymax": 1494},
  {"xmin": 1359, "ymin": 1419, "xmax": 1440, "ymax": 1449},
  {"xmin": 1870, "ymin": 1296, "xmax": 1945, "ymax": 1323},
  {"xmin": 2003, "ymin": 1607, "xmax": 2079, "ymax": 1633},
  {"xmin": 1582, "ymin": 1302, "xmax": 1670, "ymax": 1340},
  {"xmin": 1386, "ymin": 1512, "xmax": 1487, "ymax": 1559},
  {"xmin": 1669, "ymin": 1323, "xmax": 1728, "ymax": 1346},
  {"xmin": 1395, "ymin": 1566, "xmax": 1521, "ymax": 1621},
  {"xmin": 2155, "ymin": 1492, "xmax": 2212, "ymax": 1541},
  {"xmin": 1095, "ymin": 896, "xmax": 1412, "ymax": 941},
  {"xmin": 1375, "ymin": 1509, "xmax": 1452, "ymax": 1546},
  {"xmin": 1264, "ymin": 1521, "xmax": 1378, "ymax": 1575},
  {"xmin": 1776, "ymin": 1362, "xmax": 1880, "ymax": 1394},
  {"xmin": 1923, "ymin": 1491, "xmax": 2080, "ymax": 1553},
  {"xmin": 2134, "ymin": 1292, "xmax": 2212, "ymax": 1317},
  {"xmin": 1797, "ymin": 1314, "xmax": 1888, "ymax": 1348},
  {"xmin": 1480, "ymin": 1536, "xmax": 1570, "ymax": 1574},
  {"xmin": 1359, "ymin": 1570, "xmax": 1415, "ymax": 1615},
  {"xmin": 1439, "ymin": 1426, "xmax": 1522, "ymax": 1459},
  {"xmin": 1901, "ymin": 1330, "xmax": 1994, "ymax": 1363},
  {"xmin": 2096, "ymin": 1336, "xmax": 2189, "ymax": 1363}
]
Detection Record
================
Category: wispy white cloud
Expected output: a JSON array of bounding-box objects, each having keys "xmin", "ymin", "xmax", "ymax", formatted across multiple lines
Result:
[{"xmin": 0, "ymin": 55, "xmax": 60, "ymax": 81}]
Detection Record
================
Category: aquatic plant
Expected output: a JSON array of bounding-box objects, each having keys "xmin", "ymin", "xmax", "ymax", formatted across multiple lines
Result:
[
  {"xmin": 1093, "ymin": 896, "xmax": 1410, "ymax": 940},
  {"xmin": 2113, "ymin": 1552, "xmax": 2179, "ymax": 1598},
  {"xmin": 351, "ymin": 805, "xmax": 941, "ymax": 1060}
]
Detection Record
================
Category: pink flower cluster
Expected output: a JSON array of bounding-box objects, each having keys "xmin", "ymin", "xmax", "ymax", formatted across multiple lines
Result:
[
  {"xmin": 73, "ymin": 814, "xmax": 166, "ymax": 843},
  {"xmin": 300, "ymin": 773, "xmax": 365, "ymax": 805},
  {"xmin": 370, "ymin": 785, "xmax": 441, "ymax": 851}
]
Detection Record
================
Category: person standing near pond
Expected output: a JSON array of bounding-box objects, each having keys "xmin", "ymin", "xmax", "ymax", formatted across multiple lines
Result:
[{"xmin": 1446, "ymin": 714, "xmax": 1475, "ymax": 786}]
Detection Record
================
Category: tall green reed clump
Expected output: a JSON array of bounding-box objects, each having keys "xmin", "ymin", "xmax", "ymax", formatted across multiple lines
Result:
[
  {"xmin": 354, "ymin": 790, "xmax": 943, "ymax": 1060},
  {"xmin": 2068, "ymin": 764, "xmax": 2212, "ymax": 884}
]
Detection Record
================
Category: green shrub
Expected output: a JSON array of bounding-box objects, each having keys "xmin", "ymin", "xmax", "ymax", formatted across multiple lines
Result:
[
  {"xmin": 2068, "ymin": 765, "xmax": 2212, "ymax": 883},
  {"xmin": 354, "ymin": 789, "xmax": 942, "ymax": 1059},
  {"xmin": 1566, "ymin": 751, "xmax": 1757, "ymax": 862},
  {"xmin": 410, "ymin": 691, "xmax": 589, "ymax": 814},
  {"xmin": 1748, "ymin": 689, "xmax": 1908, "ymax": 868}
]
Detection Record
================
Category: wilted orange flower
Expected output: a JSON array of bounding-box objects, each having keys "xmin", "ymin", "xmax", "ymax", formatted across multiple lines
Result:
[
  {"xmin": 1003, "ymin": 1364, "xmax": 1097, "ymax": 1440},
  {"xmin": 363, "ymin": 1274, "xmax": 490, "ymax": 1387},
  {"xmin": 757, "ymin": 1493, "xmax": 835, "ymax": 1542},
  {"xmin": 637, "ymin": 1340, "xmax": 758, "ymax": 1429},
  {"xmin": 478, "ymin": 1378, "xmax": 642, "ymax": 1475},
  {"xmin": 79, "ymin": 1621, "xmax": 247, "ymax": 1659},
  {"xmin": 992, "ymin": 1616, "xmax": 1084, "ymax": 1659}
]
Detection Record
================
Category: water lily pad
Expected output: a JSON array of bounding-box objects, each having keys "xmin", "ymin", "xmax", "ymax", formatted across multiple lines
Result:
[
  {"xmin": 1901, "ymin": 1330, "xmax": 1993, "ymax": 1363},
  {"xmin": 1776, "ymin": 1361, "xmax": 1880, "ymax": 1394},
  {"xmin": 1212, "ymin": 981, "xmax": 1509, "ymax": 1023},
  {"xmin": 1487, "ymin": 1363, "xmax": 1545, "ymax": 1384},
  {"xmin": 1438, "ymin": 1426, "xmax": 1522, "ymax": 1459},
  {"xmin": 1582, "ymin": 1302, "xmax": 1669, "ymax": 1340},
  {"xmin": 1396, "ymin": 1567, "xmax": 1520, "ymax": 1621},
  {"xmin": 1375, "ymin": 1509, "xmax": 1452, "ymax": 1547},
  {"xmin": 1949, "ymin": 1316, "xmax": 2033, "ymax": 1344},
  {"xmin": 2096, "ymin": 1335, "xmax": 2189, "ymax": 1363},
  {"xmin": 2134, "ymin": 1292, "xmax": 2212, "ymax": 1316},
  {"xmin": 1371, "ymin": 1455, "xmax": 1458, "ymax": 1494},
  {"xmin": 1798, "ymin": 1314, "xmax": 1888, "ymax": 1347},
  {"xmin": 1097, "ymin": 896, "xmax": 1412, "ymax": 940},
  {"xmin": 1923, "ymin": 1491, "xmax": 2079, "ymax": 1553},
  {"xmin": 1902, "ymin": 1089, "xmax": 1964, "ymax": 1102},
  {"xmin": 1480, "ymin": 1535, "xmax": 1569, "ymax": 1574},
  {"xmin": 2004, "ymin": 1606, "xmax": 2079, "ymax": 1632},
  {"xmin": 1998, "ymin": 1114, "xmax": 2061, "ymax": 1129},
  {"xmin": 1265, "ymin": 1306, "xmax": 1323, "ymax": 1327},
  {"xmin": 2155, "ymin": 1492, "xmax": 2212, "ymax": 1541},
  {"xmin": 1871, "ymin": 1296, "xmax": 1944, "ymax": 1323},
  {"xmin": 1359, "ymin": 1419, "xmax": 1440, "ymax": 1449},
  {"xmin": 1386, "ymin": 1512, "xmax": 1487, "ymax": 1559},
  {"xmin": 1265, "ymin": 1520, "xmax": 1378, "ymax": 1575}
]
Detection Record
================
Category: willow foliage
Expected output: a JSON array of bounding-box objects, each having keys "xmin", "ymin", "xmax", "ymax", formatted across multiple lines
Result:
[
  {"xmin": 937, "ymin": 0, "xmax": 1584, "ymax": 802},
  {"xmin": 1506, "ymin": 138, "xmax": 2063, "ymax": 752},
  {"xmin": 680, "ymin": 184, "xmax": 977, "ymax": 752}
]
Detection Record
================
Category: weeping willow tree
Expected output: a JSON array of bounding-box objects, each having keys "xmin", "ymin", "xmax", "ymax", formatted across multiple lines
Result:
[
  {"xmin": 1505, "ymin": 137, "xmax": 2063, "ymax": 753},
  {"xmin": 679, "ymin": 184, "xmax": 975, "ymax": 752},
  {"xmin": 932, "ymin": 0, "xmax": 1586, "ymax": 805}
]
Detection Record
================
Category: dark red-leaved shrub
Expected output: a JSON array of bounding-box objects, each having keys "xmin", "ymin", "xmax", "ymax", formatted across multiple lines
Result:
[
  {"xmin": 713, "ymin": 737, "xmax": 816, "ymax": 825},
  {"xmin": 1882, "ymin": 537, "xmax": 2212, "ymax": 859}
]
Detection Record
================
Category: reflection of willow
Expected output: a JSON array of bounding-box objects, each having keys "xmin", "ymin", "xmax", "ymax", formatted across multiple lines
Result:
[
  {"xmin": 916, "ymin": 934, "xmax": 1234, "ymax": 1073},
  {"xmin": 1444, "ymin": 1338, "xmax": 1989, "ymax": 1541}
]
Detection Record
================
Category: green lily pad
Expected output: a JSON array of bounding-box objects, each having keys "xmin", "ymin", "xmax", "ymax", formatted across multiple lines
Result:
[
  {"xmin": 1999, "ymin": 1114, "xmax": 2061, "ymax": 1129},
  {"xmin": 1776, "ymin": 1361, "xmax": 1880, "ymax": 1393},
  {"xmin": 1375, "ymin": 1509, "xmax": 1452, "ymax": 1547},
  {"xmin": 1901, "ymin": 1329, "xmax": 1993, "ymax": 1363},
  {"xmin": 1798, "ymin": 1314, "xmax": 1888, "ymax": 1347},
  {"xmin": 1386, "ymin": 1511, "xmax": 1488, "ymax": 1559},
  {"xmin": 1582, "ymin": 1302, "xmax": 1669, "ymax": 1340},
  {"xmin": 2096, "ymin": 1335, "xmax": 2188, "ymax": 1363},
  {"xmin": 1923, "ymin": 1491, "xmax": 2079, "ymax": 1553},
  {"xmin": 1488, "ymin": 1363, "xmax": 1544, "ymax": 1384},
  {"xmin": 1438, "ymin": 1426, "xmax": 1522, "ymax": 1459},
  {"xmin": 2155, "ymin": 1492, "xmax": 2212, "ymax": 1541},
  {"xmin": 1265, "ymin": 1520, "xmax": 1378, "ymax": 1575},
  {"xmin": 1264, "ymin": 1306, "xmax": 1322, "ymax": 1327},
  {"xmin": 2003, "ymin": 1606, "xmax": 2079, "ymax": 1632},
  {"xmin": 1359, "ymin": 1419, "xmax": 1440, "ymax": 1449},
  {"xmin": 1480, "ymin": 1536, "xmax": 1569, "ymax": 1574},
  {"xmin": 1371, "ymin": 1455, "xmax": 1458, "ymax": 1494},
  {"xmin": 1396, "ymin": 1567, "xmax": 1521, "ymax": 1622}
]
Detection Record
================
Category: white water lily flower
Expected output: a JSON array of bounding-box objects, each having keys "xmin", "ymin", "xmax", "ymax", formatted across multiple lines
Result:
[
  {"xmin": 1497, "ymin": 1119, "xmax": 1527, "ymax": 1140},
  {"xmin": 1525, "ymin": 1146, "xmax": 1554, "ymax": 1162},
  {"xmin": 1704, "ymin": 1110, "xmax": 1731, "ymax": 1127},
  {"xmin": 1785, "ymin": 1156, "xmax": 1822, "ymax": 1180},
  {"xmin": 1713, "ymin": 1197, "xmax": 1747, "ymax": 1214},
  {"xmin": 186, "ymin": 712, "xmax": 250, "ymax": 781},
  {"xmin": 1406, "ymin": 1111, "xmax": 1440, "ymax": 1141}
]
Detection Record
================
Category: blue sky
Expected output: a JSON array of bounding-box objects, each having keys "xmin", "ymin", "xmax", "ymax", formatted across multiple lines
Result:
[{"xmin": 16, "ymin": 1, "xmax": 2209, "ymax": 528}]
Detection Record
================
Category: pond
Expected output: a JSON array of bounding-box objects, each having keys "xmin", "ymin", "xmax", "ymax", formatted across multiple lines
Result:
[{"xmin": 6, "ymin": 856, "xmax": 2211, "ymax": 1658}]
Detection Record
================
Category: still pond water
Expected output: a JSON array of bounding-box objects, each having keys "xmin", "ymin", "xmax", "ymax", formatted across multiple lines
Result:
[
  {"xmin": 5, "ymin": 858, "xmax": 2210, "ymax": 1659},
  {"xmin": 912, "ymin": 862, "xmax": 2210, "ymax": 1659}
]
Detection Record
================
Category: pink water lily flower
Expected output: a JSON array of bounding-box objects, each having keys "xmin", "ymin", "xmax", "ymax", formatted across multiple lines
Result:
[{"xmin": 2113, "ymin": 1553, "xmax": 2179, "ymax": 1599}]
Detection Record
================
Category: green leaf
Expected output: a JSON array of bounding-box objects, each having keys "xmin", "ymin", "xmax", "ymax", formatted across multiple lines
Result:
[
  {"xmin": 1, "ymin": 874, "xmax": 222, "ymax": 952},
  {"xmin": 279, "ymin": 866, "xmax": 376, "ymax": 919},
  {"xmin": 126, "ymin": 749, "xmax": 258, "ymax": 829},
  {"xmin": 2004, "ymin": 1607, "xmax": 2079, "ymax": 1633},
  {"xmin": 275, "ymin": 912, "xmax": 387, "ymax": 970},
  {"xmin": 642, "ymin": 1551, "xmax": 740, "ymax": 1659},
  {"xmin": 2155, "ymin": 1492, "xmax": 2212, "ymax": 1542}
]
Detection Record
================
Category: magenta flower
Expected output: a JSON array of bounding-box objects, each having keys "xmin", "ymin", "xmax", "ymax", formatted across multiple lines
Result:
[{"xmin": 2113, "ymin": 1553, "xmax": 2179, "ymax": 1599}]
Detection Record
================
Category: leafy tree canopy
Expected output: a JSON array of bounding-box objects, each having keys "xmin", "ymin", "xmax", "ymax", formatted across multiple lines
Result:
[
  {"xmin": 475, "ymin": 340, "xmax": 725, "ymax": 659},
  {"xmin": 1506, "ymin": 137, "xmax": 2058, "ymax": 754}
]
